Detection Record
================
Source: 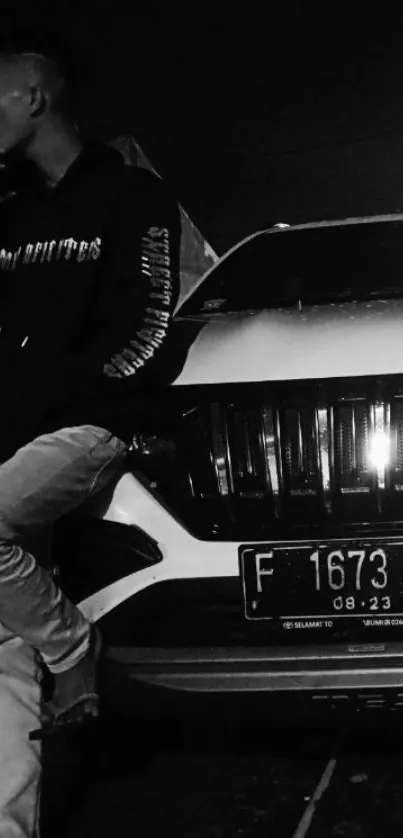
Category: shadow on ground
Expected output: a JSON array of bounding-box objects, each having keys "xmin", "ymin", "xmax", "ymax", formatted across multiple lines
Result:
[{"xmin": 39, "ymin": 695, "xmax": 403, "ymax": 838}]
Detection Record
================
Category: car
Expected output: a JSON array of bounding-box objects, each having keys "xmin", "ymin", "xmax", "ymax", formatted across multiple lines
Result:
[{"xmin": 55, "ymin": 213, "xmax": 403, "ymax": 718}]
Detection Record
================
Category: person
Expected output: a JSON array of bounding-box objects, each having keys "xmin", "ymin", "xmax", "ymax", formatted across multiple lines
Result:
[{"xmin": 0, "ymin": 38, "xmax": 181, "ymax": 838}]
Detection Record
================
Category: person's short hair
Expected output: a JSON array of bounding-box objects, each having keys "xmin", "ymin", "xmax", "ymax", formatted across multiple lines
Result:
[{"xmin": 0, "ymin": 29, "xmax": 79, "ymax": 117}]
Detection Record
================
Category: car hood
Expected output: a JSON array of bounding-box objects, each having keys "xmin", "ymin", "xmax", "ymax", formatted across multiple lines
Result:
[{"xmin": 173, "ymin": 298, "xmax": 403, "ymax": 385}]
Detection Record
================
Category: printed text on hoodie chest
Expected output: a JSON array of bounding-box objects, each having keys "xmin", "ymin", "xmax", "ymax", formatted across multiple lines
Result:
[{"xmin": 0, "ymin": 235, "xmax": 102, "ymax": 271}]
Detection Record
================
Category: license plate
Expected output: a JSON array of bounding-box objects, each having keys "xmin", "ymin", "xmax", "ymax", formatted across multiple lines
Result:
[{"xmin": 240, "ymin": 541, "xmax": 403, "ymax": 629}]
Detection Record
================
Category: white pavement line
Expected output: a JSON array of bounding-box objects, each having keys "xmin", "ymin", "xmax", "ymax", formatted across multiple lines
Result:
[{"xmin": 290, "ymin": 757, "xmax": 338, "ymax": 838}]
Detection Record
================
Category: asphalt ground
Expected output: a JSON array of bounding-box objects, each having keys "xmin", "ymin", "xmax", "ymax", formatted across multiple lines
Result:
[{"xmin": 40, "ymin": 699, "xmax": 403, "ymax": 838}]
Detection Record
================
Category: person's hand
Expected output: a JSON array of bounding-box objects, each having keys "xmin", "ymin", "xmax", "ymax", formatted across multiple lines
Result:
[{"xmin": 29, "ymin": 623, "xmax": 102, "ymax": 740}]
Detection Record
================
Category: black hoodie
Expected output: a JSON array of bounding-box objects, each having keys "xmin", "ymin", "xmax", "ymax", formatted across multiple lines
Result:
[{"xmin": 0, "ymin": 142, "xmax": 182, "ymax": 462}]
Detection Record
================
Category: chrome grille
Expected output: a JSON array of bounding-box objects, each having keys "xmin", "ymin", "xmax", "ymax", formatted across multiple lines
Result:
[{"xmin": 180, "ymin": 382, "xmax": 403, "ymax": 535}]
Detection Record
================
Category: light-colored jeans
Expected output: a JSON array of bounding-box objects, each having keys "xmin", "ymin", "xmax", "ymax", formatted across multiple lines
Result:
[{"xmin": 0, "ymin": 425, "xmax": 129, "ymax": 837}]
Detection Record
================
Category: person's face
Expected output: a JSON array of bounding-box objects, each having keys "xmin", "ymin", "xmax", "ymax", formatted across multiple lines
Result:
[{"xmin": 0, "ymin": 66, "xmax": 33, "ymax": 154}]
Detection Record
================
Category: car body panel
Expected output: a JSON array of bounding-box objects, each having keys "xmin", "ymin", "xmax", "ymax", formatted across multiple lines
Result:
[
  {"xmin": 77, "ymin": 470, "xmax": 240, "ymax": 623},
  {"xmin": 172, "ymin": 300, "xmax": 403, "ymax": 386}
]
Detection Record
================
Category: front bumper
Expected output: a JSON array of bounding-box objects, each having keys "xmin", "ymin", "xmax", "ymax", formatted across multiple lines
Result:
[
  {"xmin": 73, "ymin": 473, "xmax": 403, "ymax": 714},
  {"xmin": 105, "ymin": 642, "xmax": 403, "ymax": 695}
]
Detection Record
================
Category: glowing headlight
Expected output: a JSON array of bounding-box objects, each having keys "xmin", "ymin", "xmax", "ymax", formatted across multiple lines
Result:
[{"xmin": 369, "ymin": 431, "xmax": 390, "ymax": 472}]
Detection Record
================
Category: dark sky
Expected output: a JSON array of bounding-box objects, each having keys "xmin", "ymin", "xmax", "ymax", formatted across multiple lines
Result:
[{"xmin": 2, "ymin": 4, "xmax": 403, "ymax": 253}]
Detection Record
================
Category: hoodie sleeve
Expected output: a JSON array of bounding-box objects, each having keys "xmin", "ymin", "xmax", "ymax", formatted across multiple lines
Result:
[
  {"xmin": 1, "ymin": 168, "xmax": 181, "ymax": 451},
  {"xmin": 68, "ymin": 167, "xmax": 181, "ymax": 397}
]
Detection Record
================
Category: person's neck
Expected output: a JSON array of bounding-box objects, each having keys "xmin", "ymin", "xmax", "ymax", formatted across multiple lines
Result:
[{"xmin": 24, "ymin": 118, "xmax": 83, "ymax": 188}]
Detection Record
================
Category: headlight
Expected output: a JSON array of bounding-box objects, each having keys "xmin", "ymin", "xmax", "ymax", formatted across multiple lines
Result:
[{"xmin": 369, "ymin": 431, "xmax": 390, "ymax": 472}]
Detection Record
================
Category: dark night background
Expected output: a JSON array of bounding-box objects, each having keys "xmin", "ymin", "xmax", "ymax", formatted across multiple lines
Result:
[{"xmin": 2, "ymin": 3, "xmax": 403, "ymax": 254}]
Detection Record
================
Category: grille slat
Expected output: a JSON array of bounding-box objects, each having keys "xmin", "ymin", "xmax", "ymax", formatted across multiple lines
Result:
[
  {"xmin": 227, "ymin": 407, "xmax": 267, "ymax": 498},
  {"xmin": 280, "ymin": 408, "xmax": 319, "ymax": 496},
  {"xmin": 261, "ymin": 407, "xmax": 280, "ymax": 498},
  {"xmin": 317, "ymin": 407, "xmax": 332, "ymax": 514},
  {"xmin": 209, "ymin": 402, "xmax": 231, "ymax": 497},
  {"xmin": 391, "ymin": 400, "xmax": 403, "ymax": 490},
  {"xmin": 396, "ymin": 403, "xmax": 403, "ymax": 472}
]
